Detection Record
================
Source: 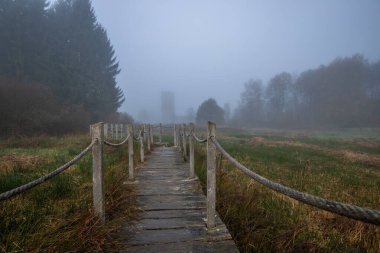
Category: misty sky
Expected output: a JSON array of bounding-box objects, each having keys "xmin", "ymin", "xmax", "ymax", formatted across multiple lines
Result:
[{"xmin": 90, "ymin": 0, "xmax": 380, "ymax": 122}]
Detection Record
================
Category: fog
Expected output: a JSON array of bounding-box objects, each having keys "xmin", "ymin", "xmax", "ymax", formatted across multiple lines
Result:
[{"xmin": 91, "ymin": 0, "xmax": 380, "ymax": 122}]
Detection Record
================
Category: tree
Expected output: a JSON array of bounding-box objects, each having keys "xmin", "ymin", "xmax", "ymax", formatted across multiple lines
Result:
[
  {"xmin": 265, "ymin": 72, "xmax": 292, "ymax": 125},
  {"xmin": 0, "ymin": 0, "xmax": 50, "ymax": 81},
  {"xmin": 48, "ymin": 0, "xmax": 124, "ymax": 120},
  {"xmin": 235, "ymin": 79, "xmax": 264, "ymax": 127},
  {"xmin": 196, "ymin": 98, "xmax": 225, "ymax": 125},
  {"xmin": 0, "ymin": 0, "xmax": 125, "ymax": 134},
  {"xmin": 367, "ymin": 60, "xmax": 380, "ymax": 124},
  {"xmin": 295, "ymin": 55, "xmax": 370, "ymax": 127}
]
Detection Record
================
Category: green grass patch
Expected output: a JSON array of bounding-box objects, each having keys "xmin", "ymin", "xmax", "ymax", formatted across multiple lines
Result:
[
  {"xmin": 0, "ymin": 134, "xmax": 139, "ymax": 252},
  {"xmin": 194, "ymin": 128, "xmax": 380, "ymax": 252}
]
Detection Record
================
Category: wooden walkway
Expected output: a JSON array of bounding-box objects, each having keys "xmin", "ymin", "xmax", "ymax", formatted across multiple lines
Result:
[{"xmin": 118, "ymin": 146, "xmax": 238, "ymax": 252}]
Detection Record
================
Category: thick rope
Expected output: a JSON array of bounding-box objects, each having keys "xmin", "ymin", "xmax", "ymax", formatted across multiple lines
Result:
[
  {"xmin": 185, "ymin": 129, "xmax": 193, "ymax": 138},
  {"xmin": 0, "ymin": 140, "xmax": 96, "ymax": 201},
  {"xmin": 133, "ymin": 129, "xmax": 143, "ymax": 141},
  {"xmin": 104, "ymin": 134, "xmax": 130, "ymax": 147},
  {"xmin": 211, "ymin": 137, "xmax": 380, "ymax": 226},
  {"xmin": 192, "ymin": 132, "xmax": 207, "ymax": 143}
]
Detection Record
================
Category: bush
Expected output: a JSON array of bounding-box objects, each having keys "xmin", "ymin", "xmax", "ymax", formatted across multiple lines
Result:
[{"xmin": 0, "ymin": 78, "xmax": 90, "ymax": 136}]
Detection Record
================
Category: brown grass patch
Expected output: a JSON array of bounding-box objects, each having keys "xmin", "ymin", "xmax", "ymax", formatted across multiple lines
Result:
[
  {"xmin": 250, "ymin": 137, "xmax": 380, "ymax": 167},
  {"xmin": 0, "ymin": 153, "xmax": 45, "ymax": 172},
  {"xmin": 355, "ymin": 140, "xmax": 380, "ymax": 149}
]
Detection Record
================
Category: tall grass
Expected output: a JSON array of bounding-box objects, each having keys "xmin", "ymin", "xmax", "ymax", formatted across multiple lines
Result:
[
  {"xmin": 194, "ymin": 130, "xmax": 380, "ymax": 252},
  {"xmin": 0, "ymin": 134, "xmax": 139, "ymax": 252}
]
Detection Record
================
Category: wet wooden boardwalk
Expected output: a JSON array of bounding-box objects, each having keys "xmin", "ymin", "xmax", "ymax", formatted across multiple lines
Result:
[{"xmin": 119, "ymin": 146, "xmax": 238, "ymax": 252}]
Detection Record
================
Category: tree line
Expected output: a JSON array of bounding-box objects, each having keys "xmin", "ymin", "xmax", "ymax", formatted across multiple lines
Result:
[
  {"xmin": 196, "ymin": 55, "xmax": 380, "ymax": 128},
  {"xmin": 0, "ymin": 0, "xmax": 128, "ymax": 135}
]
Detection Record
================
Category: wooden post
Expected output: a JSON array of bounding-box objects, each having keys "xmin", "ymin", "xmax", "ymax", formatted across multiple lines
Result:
[
  {"xmin": 115, "ymin": 123, "xmax": 119, "ymax": 140},
  {"xmin": 128, "ymin": 124, "xmax": 134, "ymax": 180},
  {"xmin": 110, "ymin": 124, "xmax": 113, "ymax": 139},
  {"xmin": 177, "ymin": 125, "xmax": 181, "ymax": 150},
  {"xmin": 147, "ymin": 124, "xmax": 151, "ymax": 152},
  {"xmin": 159, "ymin": 123, "xmax": 162, "ymax": 143},
  {"xmin": 140, "ymin": 126, "xmax": 145, "ymax": 163},
  {"xmin": 150, "ymin": 124, "xmax": 154, "ymax": 144},
  {"xmin": 182, "ymin": 123, "xmax": 187, "ymax": 159},
  {"xmin": 143, "ymin": 124, "xmax": 147, "ymax": 142},
  {"xmin": 91, "ymin": 122, "xmax": 105, "ymax": 224},
  {"xmin": 178, "ymin": 125, "xmax": 182, "ymax": 152},
  {"xmin": 189, "ymin": 123, "xmax": 195, "ymax": 178},
  {"xmin": 104, "ymin": 123, "xmax": 108, "ymax": 139},
  {"xmin": 174, "ymin": 124, "xmax": 177, "ymax": 146},
  {"xmin": 207, "ymin": 121, "xmax": 216, "ymax": 229}
]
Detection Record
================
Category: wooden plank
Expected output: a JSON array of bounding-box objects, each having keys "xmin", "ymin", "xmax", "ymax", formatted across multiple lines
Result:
[
  {"xmin": 121, "ymin": 240, "xmax": 238, "ymax": 253},
  {"xmin": 118, "ymin": 146, "xmax": 238, "ymax": 252}
]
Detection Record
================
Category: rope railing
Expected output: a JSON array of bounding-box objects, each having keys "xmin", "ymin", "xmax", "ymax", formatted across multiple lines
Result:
[
  {"xmin": 0, "ymin": 122, "xmax": 156, "ymax": 225},
  {"xmin": 104, "ymin": 134, "xmax": 131, "ymax": 147},
  {"xmin": 211, "ymin": 137, "xmax": 380, "ymax": 226},
  {"xmin": 192, "ymin": 132, "xmax": 207, "ymax": 143},
  {"xmin": 133, "ymin": 128, "xmax": 143, "ymax": 141},
  {"xmin": 177, "ymin": 121, "xmax": 380, "ymax": 228},
  {"xmin": 0, "ymin": 140, "xmax": 96, "ymax": 201}
]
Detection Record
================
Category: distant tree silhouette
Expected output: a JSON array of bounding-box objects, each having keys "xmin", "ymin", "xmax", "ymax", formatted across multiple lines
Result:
[
  {"xmin": 196, "ymin": 98, "xmax": 225, "ymax": 125},
  {"xmin": 235, "ymin": 79, "xmax": 264, "ymax": 127},
  {"xmin": 265, "ymin": 72, "xmax": 292, "ymax": 126},
  {"xmin": 0, "ymin": 0, "xmax": 126, "ymax": 134},
  {"xmin": 232, "ymin": 54, "xmax": 380, "ymax": 128}
]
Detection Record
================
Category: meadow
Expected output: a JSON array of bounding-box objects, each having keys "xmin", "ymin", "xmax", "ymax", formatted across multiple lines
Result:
[
  {"xmin": 194, "ymin": 127, "xmax": 380, "ymax": 252},
  {"xmin": 0, "ymin": 134, "xmax": 139, "ymax": 252},
  {"xmin": 1, "ymin": 128, "xmax": 379, "ymax": 252}
]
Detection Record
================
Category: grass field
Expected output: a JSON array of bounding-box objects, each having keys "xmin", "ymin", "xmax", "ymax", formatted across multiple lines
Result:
[
  {"xmin": 1, "ymin": 129, "xmax": 379, "ymax": 252},
  {"xmin": 194, "ymin": 127, "xmax": 380, "ymax": 252},
  {"xmin": 0, "ymin": 134, "xmax": 140, "ymax": 252}
]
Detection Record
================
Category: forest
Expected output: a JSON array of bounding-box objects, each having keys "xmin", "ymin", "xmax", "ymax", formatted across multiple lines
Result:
[
  {"xmin": 195, "ymin": 55, "xmax": 380, "ymax": 129},
  {"xmin": 232, "ymin": 55, "xmax": 380, "ymax": 128},
  {"xmin": 0, "ymin": 0, "xmax": 125, "ymax": 135}
]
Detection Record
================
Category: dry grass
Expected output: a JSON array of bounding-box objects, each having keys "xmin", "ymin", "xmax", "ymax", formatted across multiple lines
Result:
[
  {"xmin": 250, "ymin": 136, "xmax": 380, "ymax": 167},
  {"xmin": 0, "ymin": 134, "xmax": 140, "ymax": 252},
  {"xmin": 0, "ymin": 153, "xmax": 45, "ymax": 173},
  {"xmin": 216, "ymin": 168, "xmax": 380, "ymax": 253},
  {"xmin": 194, "ymin": 129, "xmax": 380, "ymax": 252}
]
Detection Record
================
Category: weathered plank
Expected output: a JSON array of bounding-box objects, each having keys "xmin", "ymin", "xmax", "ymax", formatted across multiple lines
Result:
[{"xmin": 118, "ymin": 146, "xmax": 238, "ymax": 252}]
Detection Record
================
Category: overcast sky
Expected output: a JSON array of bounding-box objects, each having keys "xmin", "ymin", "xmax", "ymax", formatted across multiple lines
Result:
[{"xmin": 91, "ymin": 0, "xmax": 380, "ymax": 122}]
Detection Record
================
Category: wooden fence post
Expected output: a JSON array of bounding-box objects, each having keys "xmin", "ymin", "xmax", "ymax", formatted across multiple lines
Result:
[
  {"xmin": 207, "ymin": 121, "xmax": 216, "ymax": 229},
  {"xmin": 143, "ymin": 124, "xmax": 147, "ymax": 142},
  {"xmin": 189, "ymin": 123, "xmax": 195, "ymax": 178},
  {"xmin": 104, "ymin": 123, "xmax": 108, "ymax": 139},
  {"xmin": 178, "ymin": 125, "xmax": 183, "ymax": 152},
  {"xmin": 115, "ymin": 123, "xmax": 119, "ymax": 140},
  {"xmin": 177, "ymin": 124, "xmax": 180, "ymax": 149},
  {"xmin": 128, "ymin": 124, "xmax": 134, "ymax": 180},
  {"xmin": 159, "ymin": 123, "xmax": 162, "ymax": 143},
  {"xmin": 182, "ymin": 123, "xmax": 187, "ymax": 159},
  {"xmin": 110, "ymin": 124, "xmax": 113, "ymax": 139},
  {"xmin": 147, "ymin": 124, "xmax": 151, "ymax": 152},
  {"xmin": 174, "ymin": 124, "xmax": 177, "ymax": 146},
  {"xmin": 140, "ymin": 126, "xmax": 145, "ymax": 163},
  {"xmin": 91, "ymin": 122, "xmax": 105, "ymax": 224},
  {"xmin": 150, "ymin": 124, "xmax": 154, "ymax": 145}
]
